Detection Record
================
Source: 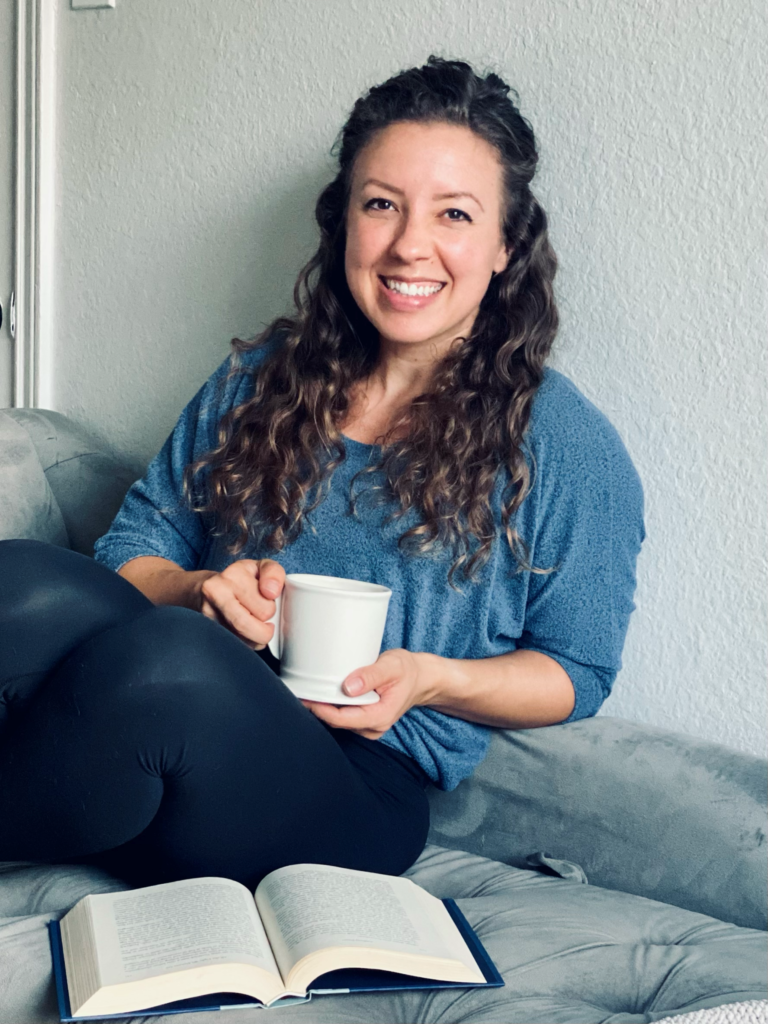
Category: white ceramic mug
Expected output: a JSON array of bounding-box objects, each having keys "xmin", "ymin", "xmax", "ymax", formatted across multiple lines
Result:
[{"xmin": 266, "ymin": 573, "xmax": 392, "ymax": 704}]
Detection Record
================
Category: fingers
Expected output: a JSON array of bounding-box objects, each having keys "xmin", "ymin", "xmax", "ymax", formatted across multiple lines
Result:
[
  {"xmin": 200, "ymin": 594, "xmax": 270, "ymax": 650},
  {"xmin": 341, "ymin": 652, "xmax": 398, "ymax": 697},
  {"xmin": 307, "ymin": 650, "xmax": 423, "ymax": 737},
  {"xmin": 303, "ymin": 676, "xmax": 405, "ymax": 739},
  {"xmin": 303, "ymin": 700, "xmax": 388, "ymax": 740},
  {"xmin": 200, "ymin": 559, "xmax": 284, "ymax": 648},
  {"xmin": 255, "ymin": 559, "xmax": 285, "ymax": 599},
  {"xmin": 219, "ymin": 560, "xmax": 283, "ymax": 620}
]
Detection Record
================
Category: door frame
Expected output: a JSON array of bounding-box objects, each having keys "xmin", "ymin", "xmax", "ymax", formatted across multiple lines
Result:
[{"xmin": 14, "ymin": 0, "xmax": 55, "ymax": 408}]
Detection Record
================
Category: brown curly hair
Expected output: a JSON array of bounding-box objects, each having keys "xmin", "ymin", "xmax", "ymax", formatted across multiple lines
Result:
[{"xmin": 184, "ymin": 56, "xmax": 559, "ymax": 585}]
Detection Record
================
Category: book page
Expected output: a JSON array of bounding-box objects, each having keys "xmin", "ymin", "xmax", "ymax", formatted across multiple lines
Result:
[
  {"xmin": 255, "ymin": 863, "xmax": 481, "ymax": 981},
  {"xmin": 88, "ymin": 877, "xmax": 281, "ymax": 986}
]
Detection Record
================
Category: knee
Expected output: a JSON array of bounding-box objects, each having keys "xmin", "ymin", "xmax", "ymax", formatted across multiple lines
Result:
[
  {"xmin": 1, "ymin": 538, "xmax": 86, "ymax": 585},
  {"xmin": 55, "ymin": 605, "xmax": 293, "ymax": 749},
  {"xmin": 75, "ymin": 605, "xmax": 275, "ymax": 705},
  {"xmin": 0, "ymin": 542, "xmax": 152, "ymax": 696},
  {"xmin": 0, "ymin": 539, "xmax": 69, "ymax": 603},
  {"xmin": 0, "ymin": 539, "xmax": 150, "ymax": 620}
]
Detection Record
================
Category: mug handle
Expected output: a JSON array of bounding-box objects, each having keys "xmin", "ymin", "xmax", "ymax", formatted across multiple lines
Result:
[{"xmin": 265, "ymin": 593, "xmax": 282, "ymax": 660}]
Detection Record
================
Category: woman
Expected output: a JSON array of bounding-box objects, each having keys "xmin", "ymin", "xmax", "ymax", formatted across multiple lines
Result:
[{"xmin": 0, "ymin": 58, "xmax": 643, "ymax": 889}]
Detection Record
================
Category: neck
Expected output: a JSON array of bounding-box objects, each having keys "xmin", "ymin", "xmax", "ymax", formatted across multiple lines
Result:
[{"xmin": 370, "ymin": 333, "xmax": 451, "ymax": 400}]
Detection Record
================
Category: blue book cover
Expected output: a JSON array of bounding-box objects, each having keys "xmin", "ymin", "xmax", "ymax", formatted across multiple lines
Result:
[{"xmin": 49, "ymin": 898, "xmax": 503, "ymax": 1021}]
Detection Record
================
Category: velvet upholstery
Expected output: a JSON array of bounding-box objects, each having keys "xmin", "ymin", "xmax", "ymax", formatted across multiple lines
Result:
[
  {"xmin": 0, "ymin": 849, "xmax": 765, "ymax": 1024},
  {"xmin": 2, "ymin": 408, "xmax": 136, "ymax": 556},
  {"xmin": 428, "ymin": 718, "xmax": 768, "ymax": 930},
  {"xmin": 0, "ymin": 412, "xmax": 69, "ymax": 547}
]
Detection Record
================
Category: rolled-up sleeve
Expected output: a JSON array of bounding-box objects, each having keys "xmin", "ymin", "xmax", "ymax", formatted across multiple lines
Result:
[
  {"xmin": 515, "ymin": 375, "xmax": 645, "ymax": 721},
  {"xmin": 94, "ymin": 352, "xmax": 257, "ymax": 573}
]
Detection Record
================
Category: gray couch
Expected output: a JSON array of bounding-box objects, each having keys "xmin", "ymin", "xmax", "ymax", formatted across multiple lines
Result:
[{"xmin": 1, "ymin": 406, "xmax": 766, "ymax": 1024}]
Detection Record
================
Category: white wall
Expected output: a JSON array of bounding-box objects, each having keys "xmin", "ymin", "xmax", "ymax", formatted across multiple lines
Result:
[
  {"xmin": 51, "ymin": 0, "xmax": 767, "ymax": 754},
  {"xmin": 0, "ymin": 1, "xmax": 16, "ymax": 407}
]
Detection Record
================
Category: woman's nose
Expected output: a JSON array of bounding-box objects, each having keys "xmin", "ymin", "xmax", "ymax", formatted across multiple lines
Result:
[{"xmin": 388, "ymin": 212, "xmax": 433, "ymax": 263}]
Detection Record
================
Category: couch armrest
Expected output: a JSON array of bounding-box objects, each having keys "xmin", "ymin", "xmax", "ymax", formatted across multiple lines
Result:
[
  {"xmin": 2, "ymin": 409, "xmax": 136, "ymax": 556},
  {"xmin": 427, "ymin": 716, "xmax": 767, "ymax": 930},
  {"xmin": 0, "ymin": 411, "xmax": 69, "ymax": 547}
]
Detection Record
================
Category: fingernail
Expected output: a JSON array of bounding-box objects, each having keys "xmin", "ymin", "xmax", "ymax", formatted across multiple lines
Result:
[
  {"xmin": 344, "ymin": 677, "xmax": 364, "ymax": 696},
  {"xmin": 263, "ymin": 581, "xmax": 280, "ymax": 598}
]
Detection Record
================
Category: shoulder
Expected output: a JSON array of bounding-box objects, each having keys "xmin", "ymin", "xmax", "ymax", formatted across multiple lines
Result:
[
  {"xmin": 169, "ymin": 331, "xmax": 286, "ymax": 464},
  {"xmin": 529, "ymin": 369, "xmax": 630, "ymax": 460},
  {"xmin": 197, "ymin": 332, "xmax": 285, "ymax": 419},
  {"xmin": 529, "ymin": 368, "xmax": 616, "ymax": 446},
  {"xmin": 525, "ymin": 368, "xmax": 644, "ymax": 504}
]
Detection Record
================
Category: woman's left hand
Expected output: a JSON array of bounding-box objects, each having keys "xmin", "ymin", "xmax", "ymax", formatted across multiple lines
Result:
[{"xmin": 301, "ymin": 649, "xmax": 435, "ymax": 739}]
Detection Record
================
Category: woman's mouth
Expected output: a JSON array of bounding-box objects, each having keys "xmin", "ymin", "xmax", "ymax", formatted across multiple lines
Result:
[
  {"xmin": 382, "ymin": 277, "xmax": 445, "ymax": 297},
  {"xmin": 378, "ymin": 276, "xmax": 446, "ymax": 310}
]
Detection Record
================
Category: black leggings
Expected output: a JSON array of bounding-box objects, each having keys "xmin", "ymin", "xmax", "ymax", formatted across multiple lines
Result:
[{"xmin": 0, "ymin": 540, "xmax": 430, "ymax": 889}]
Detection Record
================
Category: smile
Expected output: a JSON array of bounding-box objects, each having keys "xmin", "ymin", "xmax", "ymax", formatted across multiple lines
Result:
[{"xmin": 382, "ymin": 278, "xmax": 445, "ymax": 297}]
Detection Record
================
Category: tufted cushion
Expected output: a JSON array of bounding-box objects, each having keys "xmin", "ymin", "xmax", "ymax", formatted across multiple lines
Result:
[
  {"xmin": 0, "ymin": 413, "xmax": 69, "ymax": 547},
  {"xmin": 402, "ymin": 847, "xmax": 767, "ymax": 1024},
  {"xmin": 0, "ymin": 847, "xmax": 765, "ymax": 1024}
]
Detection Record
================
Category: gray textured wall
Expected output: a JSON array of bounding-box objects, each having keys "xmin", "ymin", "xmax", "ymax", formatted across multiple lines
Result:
[{"xmin": 52, "ymin": 0, "xmax": 767, "ymax": 754}]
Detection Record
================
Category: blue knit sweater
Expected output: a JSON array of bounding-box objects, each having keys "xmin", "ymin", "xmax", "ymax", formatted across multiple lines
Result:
[{"xmin": 94, "ymin": 344, "xmax": 644, "ymax": 790}]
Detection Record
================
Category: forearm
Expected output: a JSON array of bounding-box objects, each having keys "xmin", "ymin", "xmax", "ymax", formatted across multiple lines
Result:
[
  {"xmin": 421, "ymin": 649, "xmax": 576, "ymax": 729},
  {"xmin": 118, "ymin": 556, "xmax": 215, "ymax": 609}
]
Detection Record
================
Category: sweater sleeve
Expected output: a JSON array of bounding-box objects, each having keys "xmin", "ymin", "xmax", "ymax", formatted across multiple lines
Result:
[
  {"xmin": 514, "ymin": 372, "xmax": 645, "ymax": 721},
  {"xmin": 93, "ymin": 350, "xmax": 260, "ymax": 573}
]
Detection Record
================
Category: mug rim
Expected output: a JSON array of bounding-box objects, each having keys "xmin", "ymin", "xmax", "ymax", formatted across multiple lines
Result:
[{"xmin": 285, "ymin": 572, "xmax": 391, "ymax": 597}]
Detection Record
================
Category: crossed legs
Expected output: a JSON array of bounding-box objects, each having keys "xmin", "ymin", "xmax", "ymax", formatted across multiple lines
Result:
[{"xmin": 0, "ymin": 541, "xmax": 429, "ymax": 888}]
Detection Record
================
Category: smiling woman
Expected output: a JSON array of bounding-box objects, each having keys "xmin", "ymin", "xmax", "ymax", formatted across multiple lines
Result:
[
  {"xmin": 0, "ymin": 58, "xmax": 643, "ymax": 892},
  {"xmin": 182, "ymin": 60, "xmax": 562, "ymax": 588}
]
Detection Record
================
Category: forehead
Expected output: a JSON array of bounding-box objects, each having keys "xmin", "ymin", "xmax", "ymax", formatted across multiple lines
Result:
[{"xmin": 351, "ymin": 121, "xmax": 503, "ymax": 202}]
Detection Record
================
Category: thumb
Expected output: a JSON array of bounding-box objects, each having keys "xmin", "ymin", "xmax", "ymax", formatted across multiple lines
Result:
[{"xmin": 342, "ymin": 665, "xmax": 381, "ymax": 697}]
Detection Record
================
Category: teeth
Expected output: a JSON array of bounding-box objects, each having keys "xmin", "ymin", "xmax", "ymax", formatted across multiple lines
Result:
[{"xmin": 385, "ymin": 279, "xmax": 443, "ymax": 297}]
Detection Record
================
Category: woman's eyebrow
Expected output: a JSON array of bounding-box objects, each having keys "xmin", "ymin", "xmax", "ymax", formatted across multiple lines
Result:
[
  {"xmin": 360, "ymin": 177, "xmax": 403, "ymax": 194},
  {"xmin": 434, "ymin": 190, "xmax": 484, "ymax": 211},
  {"xmin": 360, "ymin": 178, "xmax": 484, "ymax": 212}
]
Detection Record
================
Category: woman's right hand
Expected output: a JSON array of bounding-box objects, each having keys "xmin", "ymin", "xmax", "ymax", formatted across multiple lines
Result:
[{"xmin": 195, "ymin": 559, "xmax": 286, "ymax": 650}]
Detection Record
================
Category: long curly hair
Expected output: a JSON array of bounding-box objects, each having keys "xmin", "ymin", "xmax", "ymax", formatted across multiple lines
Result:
[{"xmin": 185, "ymin": 56, "xmax": 559, "ymax": 585}]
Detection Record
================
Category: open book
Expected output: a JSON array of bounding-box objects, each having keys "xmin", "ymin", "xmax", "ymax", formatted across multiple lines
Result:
[{"xmin": 50, "ymin": 862, "xmax": 502, "ymax": 1020}]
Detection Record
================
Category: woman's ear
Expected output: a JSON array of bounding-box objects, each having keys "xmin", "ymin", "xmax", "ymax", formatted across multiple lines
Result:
[{"xmin": 493, "ymin": 245, "xmax": 511, "ymax": 276}]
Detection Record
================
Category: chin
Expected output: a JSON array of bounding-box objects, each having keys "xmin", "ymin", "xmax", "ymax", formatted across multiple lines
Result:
[
  {"xmin": 378, "ymin": 318, "xmax": 469, "ymax": 349},
  {"xmin": 377, "ymin": 325, "xmax": 449, "ymax": 347}
]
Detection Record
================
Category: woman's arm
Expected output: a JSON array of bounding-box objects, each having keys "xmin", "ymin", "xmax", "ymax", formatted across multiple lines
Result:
[
  {"xmin": 121, "ymin": 555, "xmax": 572, "ymax": 726},
  {"xmin": 420, "ymin": 648, "xmax": 575, "ymax": 727},
  {"xmin": 118, "ymin": 556, "xmax": 214, "ymax": 608},
  {"xmin": 94, "ymin": 346, "xmax": 271, "ymax": 579},
  {"xmin": 303, "ymin": 647, "xmax": 575, "ymax": 739},
  {"xmin": 119, "ymin": 555, "xmax": 286, "ymax": 649}
]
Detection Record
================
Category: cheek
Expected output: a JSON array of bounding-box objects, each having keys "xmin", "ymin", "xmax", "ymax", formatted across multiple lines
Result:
[
  {"xmin": 344, "ymin": 226, "xmax": 379, "ymax": 311},
  {"xmin": 343, "ymin": 223, "xmax": 361, "ymax": 278},
  {"xmin": 346, "ymin": 215, "xmax": 392, "ymax": 273},
  {"xmin": 444, "ymin": 237, "xmax": 500, "ymax": 289},
  {"xmin": 344, "ymin": 235, "xmax": 367, "ymax": 307},
  {"xmin": 345, "ymin": 215, "xmax": 370, "ymax": 266}
]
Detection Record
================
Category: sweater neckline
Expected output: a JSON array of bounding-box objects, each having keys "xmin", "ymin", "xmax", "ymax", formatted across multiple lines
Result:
[{"xmin": 341, "ymin": 433, "xmax": 379, "ymax": 453}]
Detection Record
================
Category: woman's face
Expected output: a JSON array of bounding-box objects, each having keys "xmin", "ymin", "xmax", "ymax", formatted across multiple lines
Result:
[{"xmin": 344, "ymin": 120, "xmax": 509, "ymax": 357}]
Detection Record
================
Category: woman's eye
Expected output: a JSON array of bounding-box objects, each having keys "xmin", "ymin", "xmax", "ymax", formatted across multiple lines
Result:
[
  {"xmin": 364, "ymin": 198, "xmax": 394, "ymax": 211},
  {"xmin": 444, "ymin": 208, "xmax": 472, "ymax": 222}
]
